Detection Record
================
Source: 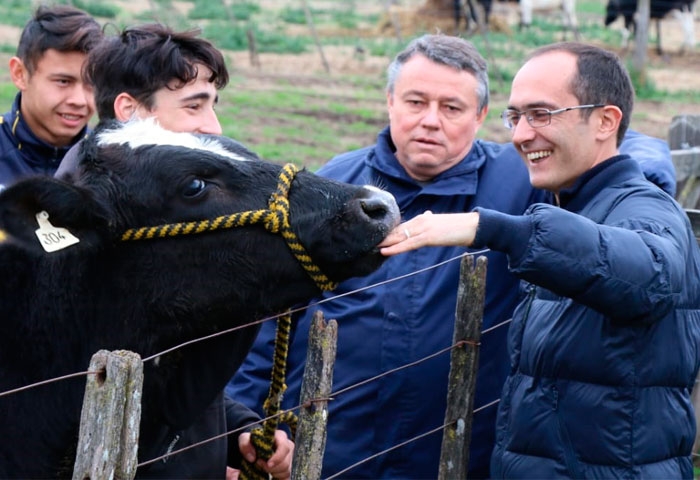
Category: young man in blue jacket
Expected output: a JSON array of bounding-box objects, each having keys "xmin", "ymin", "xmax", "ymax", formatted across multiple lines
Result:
[
  {"xmin": 227, "ymin": 34, "xmax": 677, "ymax": 478},
  {"xmin": 0, "ymin": 5, "xmax": 102, "ymax": 190},
  {"xmin": 380, "ymin": 41, "xmax": 700, "ymax": 478}
]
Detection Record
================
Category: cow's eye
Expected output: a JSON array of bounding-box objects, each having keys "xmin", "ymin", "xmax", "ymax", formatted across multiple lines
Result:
[{"xmin": 183, "ymin": 178, "xmax": 207, "ymax": 197}]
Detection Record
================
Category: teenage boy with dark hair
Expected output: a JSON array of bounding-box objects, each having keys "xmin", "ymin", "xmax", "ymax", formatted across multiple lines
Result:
[
  {"xmin": 55, "ymin": 24, "xmax": 293, "ymax": 480},
  {"xmin": 0, "ymin": 4, "xmax": 102, "ymax": 189}
]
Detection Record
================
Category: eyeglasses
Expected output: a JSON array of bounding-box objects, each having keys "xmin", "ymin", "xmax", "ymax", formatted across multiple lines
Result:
[{"xmin": 501, "ymin": 104, "xmax": 606, "ymax": 130}]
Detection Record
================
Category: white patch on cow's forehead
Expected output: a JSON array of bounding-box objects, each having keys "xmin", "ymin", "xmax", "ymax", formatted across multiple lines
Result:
[{"xmin": 95, "ymin": 117, "xmax": 249, "ymax": 162}]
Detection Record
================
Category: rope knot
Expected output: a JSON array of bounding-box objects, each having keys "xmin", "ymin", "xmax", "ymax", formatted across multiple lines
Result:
[
  {"xmin": 263, "ymin": 209, "xmax": 285, "ymax": 233},
  {"xmin": 269, "ymin": 192, "xmax": 290, "ymax": 212}
]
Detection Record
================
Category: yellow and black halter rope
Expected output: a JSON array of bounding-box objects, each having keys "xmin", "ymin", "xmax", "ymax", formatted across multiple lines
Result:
[
  {"xmin": 120, "ymin": 163, "xmax": 337, "ymax": 476},
  {"xmin": 120, "ymin": 163, "xmax": 337, "ymax": 291},
  {"xmin": 239, "ymin": 310, "xmax": 299, "ymax": 480}
]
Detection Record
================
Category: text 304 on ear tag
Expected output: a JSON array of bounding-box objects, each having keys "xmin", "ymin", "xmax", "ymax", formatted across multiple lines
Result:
[{"xmin": 34, "ymin": 211, "xmax": 80, "ymax": 252}]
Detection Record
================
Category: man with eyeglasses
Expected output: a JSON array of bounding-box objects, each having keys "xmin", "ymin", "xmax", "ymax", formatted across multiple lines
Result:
[
  {"xmin": 229, "ymin": 35, "xmax": 678, "ymax": 478},
  {"xmin": 380, "ymin": 41, "xmax": 700, "ymax": 478},
  {"xmin": 501, "ymin": 103, "xmax": 606, "ymax": 129}
]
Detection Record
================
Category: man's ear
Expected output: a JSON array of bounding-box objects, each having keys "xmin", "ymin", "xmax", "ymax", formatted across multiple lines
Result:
[
  {"xmin": 597, "ymin": 105, "xmax": 623, "ymax": 142},
  {"xmin": 113, "ymin": 93, "xmax": 140, "ymax": 122},
  {"xmin": 9, "ymin": 56, "xmax": 29, "ymax": 90},
  {"xmin": 0, "ymin": 177, "xmax": 109, "ymax": 255}
]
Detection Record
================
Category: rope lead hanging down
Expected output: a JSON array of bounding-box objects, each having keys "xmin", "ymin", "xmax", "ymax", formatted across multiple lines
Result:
[{"xmin": 240, "ymin": 311, "xmax": 298, "ymax": 480}]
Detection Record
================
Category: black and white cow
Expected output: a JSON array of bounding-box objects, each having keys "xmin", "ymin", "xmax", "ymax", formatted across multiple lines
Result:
[
  {"xmin": 0, "ymin": 119, "xmax": 400, "ymax": 478},
  {"xmin": 456, "ymin": 0, "xmax": 580, "ymax": 38},
  {"xmin": 519, "ymin": 0, "xmax": 580, "ymax": 38},
  {"xmin": 605, "ymin": 0, "xmax": 696, "ymax": 54}
]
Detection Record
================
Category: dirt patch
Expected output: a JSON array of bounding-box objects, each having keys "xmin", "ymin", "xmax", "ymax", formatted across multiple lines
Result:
[
  {"xmin": 226, "ymin": 35, "xmax": 700, "ymax": 147},
  {"xmin": 0, "ymin": 2, "xmax": 697, "ymax": 154},
  {"xmin": 0, "ymin": 24, "xmax": 20, "ymax": 47},
  {"xmin": 228, "ymin": 45, "xmax": 391, "ymax": 77}
]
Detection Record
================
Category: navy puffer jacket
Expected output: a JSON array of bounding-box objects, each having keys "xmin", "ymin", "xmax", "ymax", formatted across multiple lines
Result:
[{"xmin": 478, "ymin": 156, "xmax": 700, "ymax": 478}]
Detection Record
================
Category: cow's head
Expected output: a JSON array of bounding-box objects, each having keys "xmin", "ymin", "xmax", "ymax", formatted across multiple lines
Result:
[
  {"xmin": 0, "ymin": 119, "xmax": 401, "ymax": 478},
  {"xmin": 0, "ymin": 118, "xmax": 400, "ymax": 345}
]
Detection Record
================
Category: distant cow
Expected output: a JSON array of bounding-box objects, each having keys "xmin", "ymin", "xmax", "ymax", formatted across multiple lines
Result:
[
  {"xmin": 455, "ymin": 0, "xmax": 493, "ymax": 31},
  {"xmin": 455, "ymin": 0, "xmax": 579, "ymax": 38},
  {"xmin": 0, "ymin": 119, "xmax": 400, "ymax": 478},
  {"xmin": 519, "ymin": 0, "xmax": 580, "ymax": 38},
  {"xmin": 605, "ymin": 0, "xmax": 696, "ymax": 54}
]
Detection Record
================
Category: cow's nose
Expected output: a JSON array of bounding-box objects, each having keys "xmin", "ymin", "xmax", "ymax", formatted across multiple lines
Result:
[{"xmin": 359, "ymin": 188, "xmax": 400, "ymax": 227}]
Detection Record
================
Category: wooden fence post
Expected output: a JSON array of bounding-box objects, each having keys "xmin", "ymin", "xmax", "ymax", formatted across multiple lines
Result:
[
  {"xmin": 669, "ymin": 114, "xmax": 700, "ymax": 150},
  {"xmin": 438, "ymin": 255, "xmax": 487, "ymax": 479},
  {"xmin": 73, "ymin": 350, "xmax": 143, "ymax": 480},
  {"xmin": 302, "ymin": 0, "xmax": 330, "ymax": 74},
  {"xmin": 384, "ymin": 0, "xmax": 403, "ymax": 43},
  {"xmin": 670, "ymin": 115, "xmax": 700, "ymax": 209},
  {"xmin": 292, "ymin": 310, "xmax": 338, "ymax": 480}
]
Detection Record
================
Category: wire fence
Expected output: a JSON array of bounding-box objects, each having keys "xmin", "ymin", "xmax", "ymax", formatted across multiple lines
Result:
[
  {"xmin": 7, "ymin": 160, "xmax": 700, "ymax": 475},
  {"xmin": 0, "ymin": 249, "xmax": 497, "ymax": 477}
]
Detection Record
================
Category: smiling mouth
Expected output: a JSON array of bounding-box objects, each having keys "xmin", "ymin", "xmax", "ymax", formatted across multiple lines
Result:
[
  {"xmin": 526, "ymin": 150, "xmax": 552, "ymax": 162},
  {"xmin": 60, "ymin": 113, "xmax": 83, "ymax": 121}
]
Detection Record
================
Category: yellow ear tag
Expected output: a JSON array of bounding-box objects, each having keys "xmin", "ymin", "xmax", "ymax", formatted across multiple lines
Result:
[{"xmin": 34, "ymin": 211, "xmax": 80, "ymax": 252}]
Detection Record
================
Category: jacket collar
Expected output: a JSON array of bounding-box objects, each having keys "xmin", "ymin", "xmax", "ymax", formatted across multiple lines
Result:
[
  {"xmin": 364, "ymin": 126, "xmax": 486, "ymax": 198},
  {"xmin": 3, "ymin": 92, "xmax": 88, "ymax": 168},
  {"xmin": 558, "ymin": 154, "xmax": 642, "ymax": 212}
]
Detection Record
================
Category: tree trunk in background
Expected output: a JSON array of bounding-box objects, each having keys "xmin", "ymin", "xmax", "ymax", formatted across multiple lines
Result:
[{"xmin": 632, "ymin": 0, "xmax": 650, "ymax": 86}]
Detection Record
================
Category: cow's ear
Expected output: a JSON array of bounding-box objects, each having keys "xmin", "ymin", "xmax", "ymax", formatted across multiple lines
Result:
[{"xmin": 0, "ymin": 176, "xmax": 109, "ymax": 254}]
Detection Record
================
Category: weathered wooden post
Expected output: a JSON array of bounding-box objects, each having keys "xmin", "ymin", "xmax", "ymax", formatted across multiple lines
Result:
[
  {"xmin": 292, "ymin": 310, "xmax": 338, "ymax": 480},
  {"xmin": 438, "ymin": 255, "xmax": 487, "ymax": 479},
  {"xmin": 669, "ymin": 115, "xmax": 700, "ymax": 150},
  {"xmin": 73, "ymin": 350, "xmax": 143, "ymax": 480},
  {"xmin": 246, "ymin": 29, "xmax": 261, "ymax": 69},
  {"xmin": 302, "ymin": 0, "xmax": 330, "ymax": 74},
  {"xmin": 670, "ymin": 115, "xmax": 700, "ymax": 209},
  {"xmin": 384, "ymin": 0, "xmax": 403, "ymax": 43}
]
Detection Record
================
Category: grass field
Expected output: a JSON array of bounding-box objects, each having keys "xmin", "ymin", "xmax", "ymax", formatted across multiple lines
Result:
[{"xmin": 0, "ymin": 0, "xmax": 698, "ymax": 170}]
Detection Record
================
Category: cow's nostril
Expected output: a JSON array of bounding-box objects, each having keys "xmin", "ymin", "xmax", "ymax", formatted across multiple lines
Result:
[
  {"xmin": 358, "ymin": 190, "xmax": 400, "ymax": 227},
  {"xmin": 360, "ymin": 198, "xmax": 389, "ymax": 221}
]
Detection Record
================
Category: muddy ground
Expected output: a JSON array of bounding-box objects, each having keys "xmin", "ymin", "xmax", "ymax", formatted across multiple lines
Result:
[{"xmin": 0, "ymin": 1, "xmax": 698, "ymax": 151}]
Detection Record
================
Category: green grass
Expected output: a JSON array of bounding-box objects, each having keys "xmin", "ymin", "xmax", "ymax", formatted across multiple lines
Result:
[
  {"xmin": 0, "ymin": 0, "xmax": 693, "ymax": 168},
  {"xmin": 215, "ymin": 80, "xmax": 385, "ymax": 170},
  {"xmin": 0, "ymin": 83, "xmax": 16, "ymax": 105},
  {"xmin": 279, "ymin": 7, "xmax": 307, "ymax": 25},
  {"xmin": 72, "ymin": 0, "xmax": 119, "ymax": 19}
]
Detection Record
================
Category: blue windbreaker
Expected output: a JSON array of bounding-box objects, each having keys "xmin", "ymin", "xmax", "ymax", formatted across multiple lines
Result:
[{"xmin": 227, "ymin": 127, "xmax": 677, "ymax": 478}]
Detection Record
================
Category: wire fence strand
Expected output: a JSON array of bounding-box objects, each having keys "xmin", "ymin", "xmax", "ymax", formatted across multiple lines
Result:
[
  {"xmin": 2, "ymin": 249, "xmax": 502, "ymax": 474},
  {"xmin": 0, "ymin": 249, "xmax": 489, "ymax": 398}
]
